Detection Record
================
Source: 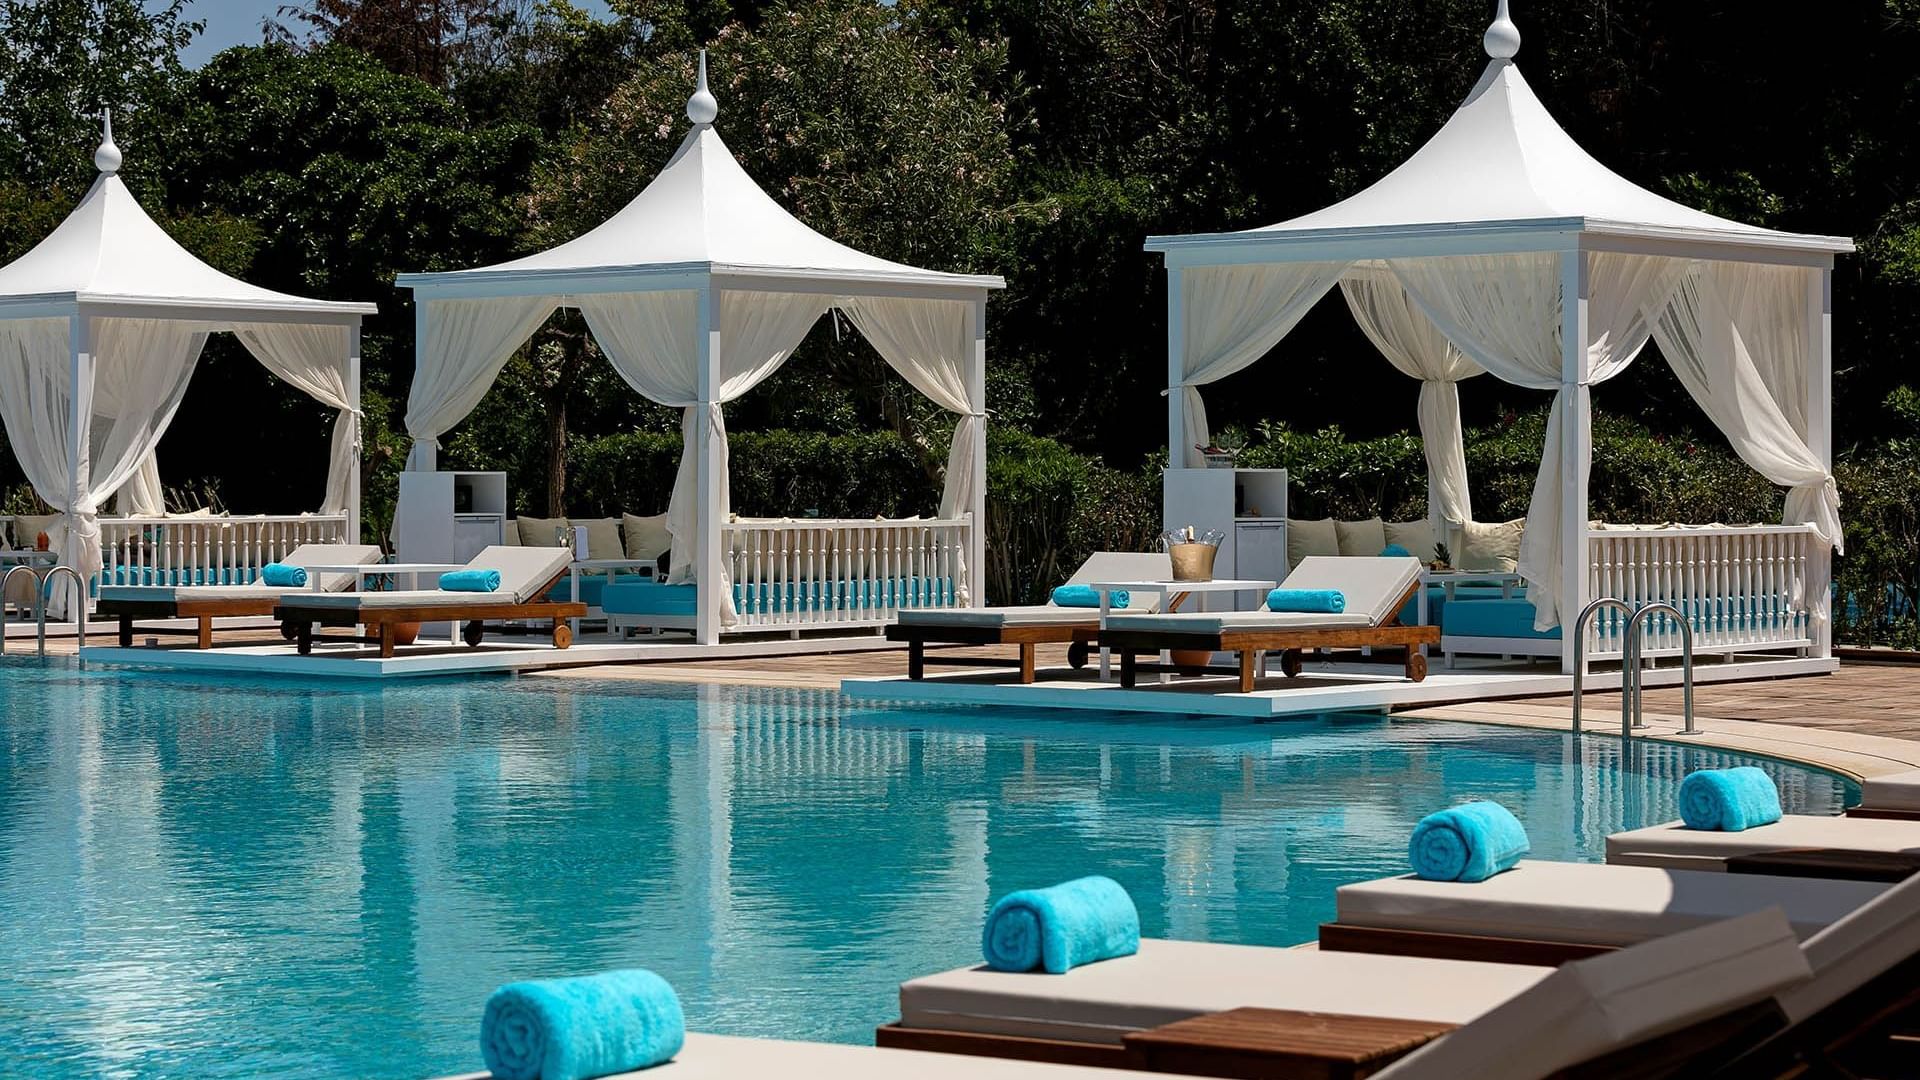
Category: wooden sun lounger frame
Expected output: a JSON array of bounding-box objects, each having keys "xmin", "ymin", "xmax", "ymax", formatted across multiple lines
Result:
[
  {"xmin": 1101, "ymin": 580, "xmax": 1439, "ymax": 692},
  {"xmin": 885, "ymin": 623, "xmax": 1099, "ymax": 684},
  {"xmin": 274, "ymin": 569, "xmax": 586, "ymax": 658},
  {"xmin": 95, "ymin": 594, "xmax": 293, "ymax": 650}
]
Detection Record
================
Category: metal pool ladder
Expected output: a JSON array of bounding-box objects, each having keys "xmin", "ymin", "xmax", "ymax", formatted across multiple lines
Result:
[
  {"xmin": 1571, "ymin": 597, "xmax": 1696, "ymax": 744},
  {"xmin": 0, "ymin": 564, "xmax": 86, "ymax": 658}
]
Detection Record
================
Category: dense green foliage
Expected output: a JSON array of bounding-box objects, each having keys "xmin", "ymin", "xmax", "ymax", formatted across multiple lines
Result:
[{"xmin": 1, "ymin": 0, "xmax": 1917, "ymax": 628}]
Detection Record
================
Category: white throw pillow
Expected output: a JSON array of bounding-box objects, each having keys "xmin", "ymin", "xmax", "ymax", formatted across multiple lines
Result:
[
  {"xmin": 1457, "ymin": 518, "xmax": 1525, "ymax": 572},
  {"xmin": 622, "ymin": 512, "xmax": 673, "ymax": 561},
  {"xmin": 571, "ymin": 517, "xmax": 623, "ymax": 561}
]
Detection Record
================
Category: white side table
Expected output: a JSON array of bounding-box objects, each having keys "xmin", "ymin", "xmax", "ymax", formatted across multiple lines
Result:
[{"xmin": 1086, "ymin": 578, "xmax": 1278, "ymax": 681}]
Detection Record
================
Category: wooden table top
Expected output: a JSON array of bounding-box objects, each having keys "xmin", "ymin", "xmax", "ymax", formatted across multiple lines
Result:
[{"xmin": 1122, "ymin": 1006, "xmax": 1458, "ymax": 1080}]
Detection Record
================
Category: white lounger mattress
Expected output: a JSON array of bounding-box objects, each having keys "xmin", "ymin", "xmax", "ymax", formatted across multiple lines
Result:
[
  {"xmin": 1607, "ymin": 815, "xmax": 1920, "ymax": 867},
  {"xmin": 1335, "ymin": 860, "xmax": 1886, "ymax": 946},
  {"xmin": 283, "ymin": 589, "xmax": 542, "ymax": 610},
  {"xmin": 439, "ymin": 1031, "xmax": 1135, "ymax": 1080},
  {"xmin": 1862, "ymin": 768, "xmax": 1920, "ymax": 812},
  {"xmin": 899, "ymin": 938, "xmax": 1551, "ymax": 1045},
  {"xmin": 896, "ymin": 605, "xmax": 1104, "ymax": 628},
  {"xmin": 1113, "ymin": 610, "xmax": 1374, "ymax": 634},
  {"xmin": 97, "ymin": 584, "xmax": 287, "ymax": 603}
]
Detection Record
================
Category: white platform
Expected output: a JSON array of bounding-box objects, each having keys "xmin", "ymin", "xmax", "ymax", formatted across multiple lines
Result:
[
  {"xmin": 841, "ymin": 655, "xmax": 1840, "ymax": 719},
  {"xmin": 75, "ymin": 632, "xmax": 898, "ymax": 680}
]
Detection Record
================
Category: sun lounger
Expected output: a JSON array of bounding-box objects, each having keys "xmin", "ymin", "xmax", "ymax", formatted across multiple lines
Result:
[
  {"xmin": 434, "ymin": 1030, "xmax": 1158, "ymax": 1080},
  {"xmin": 1847, "ymin": 768, "xmax": 1920, "ymax": 820},
  {"xmin": 1319, "ymin": 859, "xmax": 1887, "ymax": 966},
  {"xmin": 274, "ymin": 546, "xmax": 586, "ymax": 657},
  {"xmin": 94, "ymin": 543, "xmax": 383, "ymax": 648},
  {"xmin": 886, "ymin": 552, "xmax": 1172, "ymax": 683},
  {"xmin": 1101, "ymin": 555, "xmax": 1439, "ymax": 691},
  {"xmin": 1607, "ymin": 814, "xmax": 1920, "ymax": 880}
]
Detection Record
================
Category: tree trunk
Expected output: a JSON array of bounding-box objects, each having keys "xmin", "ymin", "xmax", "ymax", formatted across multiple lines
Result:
[{"xmin": 545, "ymin": 395, "xmax": 568, "ymax": 517}]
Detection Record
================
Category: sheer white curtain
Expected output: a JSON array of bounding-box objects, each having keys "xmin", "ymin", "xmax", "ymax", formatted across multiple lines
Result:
[
  {"xmin": 235, "ymin": 322, "xmax": 357, "ymax": 514},
  {"xmin": 1391, "ymin": 252, "xmax": 1679, "ymax": 628},
  {"xmin": 579, "ymin": 289, "xmax": 827, "ymax": 625},
  {"xmin": 1340, "ymin": 270, "xmax": 1483, "ymax": 532},
  {"xmin": 1651, "ymin": 266, "xmax": 1841, "ymax": 550},
  {"xmin": 114, "ymin": 452, "xmax": 165, "ymax": 515},
  {"xmin": 0, "ymin": 316, "xmax": 205, "ymax": 613},
  {"xmin": 404, "ymin": 297, "xmax": 557, "ymax": 470},
  {"xmin": 1714, "ymin": 262, "xmax": 1816, "ymax": 436},
  {"xmin": 1176, "ymin": 262, "xmax": 1348, "ymax": 465}
]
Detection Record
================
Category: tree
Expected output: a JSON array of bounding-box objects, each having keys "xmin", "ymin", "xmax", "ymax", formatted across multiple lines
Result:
[{"xmin": 269, "ymin": 0, "xmax": 533, "ymax": 87}]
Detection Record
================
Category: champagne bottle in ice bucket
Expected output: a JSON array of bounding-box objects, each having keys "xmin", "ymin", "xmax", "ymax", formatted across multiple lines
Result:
[{"xmin": 1161, "ymin": 524, "xmax": 1223, "ymax": 582}]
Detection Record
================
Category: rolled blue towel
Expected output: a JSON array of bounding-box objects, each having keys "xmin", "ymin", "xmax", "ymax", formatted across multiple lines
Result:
[
  {"xmin": 1052, "ymin": 584, "xmax": 1127, "ymax": 609},
  {"xmin": 982, "ymin": 875, "xmax": 1140, "ymax": 973},
  {"xmin": 480, "ymin": 969, "xmax": 684, "ymax": 1080},
  {"xmin": 1267, "ymin": 588, "xmax": 1346, "ymax": 613},
  {"xmin": 1408, "ymin": 801, "xmax": 1530, "ymax": 882},
  {"xmin": 440, "ymin": 568, "xmax": 502, "ymax": 593},
  {"xmin": 1380, "ymin": 544, "xmax": 1413, "ymax": 558},
  {"xmin": 1679, "ymin": 767, "xmax": 1782, "ymax": 832},
  {"xmin": 260, "ymin": 562, "xmax": 307, "ymax": 588}
]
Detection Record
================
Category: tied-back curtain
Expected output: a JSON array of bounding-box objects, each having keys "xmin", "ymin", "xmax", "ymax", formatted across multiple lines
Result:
[
  {"xmin": 235, "ymin": 322, "xmax": 357, "ymax": 514},
  {"xmin": 404, "ymin": 297, "xmax": 557, "ymax": 470},
  {"xmin": 837, "ymin": 296, "xmax": 982, "ymax": 604},
  {"xmin": 1651, "ymin": 267, "xmax": 1841, "ymax": 553},
  {"xmin": 1391, "ymin": 252, "xmax": 1678, "ymax": 628},
  {"xmin": 579, "ymin": 289, "xmax": 827, "ymax": 626},
  {"xmin": 0, "ymin": 317, "xmax": 205, "ymax": 613},
  {"xmin": 1340, "ymin": 269, "xmax": 1484, "ymax": 533},
  {"xmin": 1177, "ymin": 262, "xmax": 1348, "ymax": 466},
  {"xmin": 1713, "ymin": 262, "xmax": 1817, "ymax": 438},
  {"xmin": 114, "ymin": 452, "xmax": 165, "ymax": 516}
]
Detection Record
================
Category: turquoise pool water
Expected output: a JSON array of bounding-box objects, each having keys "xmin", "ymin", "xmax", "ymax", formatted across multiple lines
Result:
[{"xmin": 0, "ymin": 661, "xmax": 1856, "ymax": 1079}]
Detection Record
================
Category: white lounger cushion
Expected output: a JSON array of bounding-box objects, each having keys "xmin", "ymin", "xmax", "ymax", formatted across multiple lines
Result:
[
  {"xmin": 1335, "ymin": 860, "xmax": 1885, "ymax": 946},
  {"xmin": 95, "ymin": 544, "xmax": 384, "ymax": 602},
  {"xmin": 1373, "ymin": 908, "xmax": 1811, "ymax": 1080},
  {"xmin": 896, "ymin": 551, "xmax": 1174, "ymax": 626},
  {"xmin": 439, "ymin": 1032, "xmax": 1134, "ymax": 1080},
  {"xmin": 1779, "ymin": 870, "xmax": 1920, "ymax": 1023},
  {"xmin": 1607, "ymin": 815, "xmax": 1920, "ymax": 868},
  {"xmin": 1862, "ymin": 768, "xmax": 1920, "ymax": 812},
  {"xmin": 1114, "ymin": 555, "xmax": 1419, "ymax": 635},
  {"xmin": 898, "ymin": 938, "xmax": 1551, "ymax": 1044},
  {"xmin": 290, "ymin": 546, "xmax": 570, "ymax": 609},
  {"xmin": 1115, "ymin": 609, "xmax": 1374, "ymax": 634}
]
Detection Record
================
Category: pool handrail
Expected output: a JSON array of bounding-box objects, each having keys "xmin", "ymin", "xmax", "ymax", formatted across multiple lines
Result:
[
  {"xmin": 36, "ymin": 565, "xmax": 87, "ymax": 657},
  {"xmin": 1571, "ymin": 596, "xmax": 1635, "ymax": 738},
  {"xmin": 0, "ymin": 564, "xmax": 40, "ymax": 655},
  {"xmin": 1626, "ymin": 601, "xmax": 1696, "ymax": 737}
]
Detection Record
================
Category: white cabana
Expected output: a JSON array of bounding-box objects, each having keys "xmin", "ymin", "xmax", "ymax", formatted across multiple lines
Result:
[
  {"xmin": 1146, "ymin": 1, "xmax": 1852, "ymax": 672},
  {"xmin": 395, "ymin": 55, "xmax": 1003, "ymax": 644},
  {"xmin": 0, "ymin": 117, "xmax": 376, "ymax": 613}
]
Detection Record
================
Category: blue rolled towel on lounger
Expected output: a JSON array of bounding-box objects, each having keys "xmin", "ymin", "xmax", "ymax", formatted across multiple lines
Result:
[
  {"xmin": 982, "ymin": 875, "xmax": 1140, "ymax": 974},
  {"xmin": 480, "ymin": 969, "xmax": 684, "ymax": 1080},
  {"xmin": 260, "ymin": 562, "xmax": 307, "ymax": 588},
  {"xmin": 1679, "ymin": 767, "xmax": 1782, "ymax": 832},
  {"xmin": 1052, "ymin": 584, "xmax": 1125, "ymax": 609},
  {"xmin": 1267, "ymin": 589, "xmax": 1346, "ymax": 614},
  {"xmin": 440, "ymin": 568, "xmax": 502, "ymax": 593},
  {"xmin": 1408, "ymin": 800, "xmax": 1530, "ymax": 882}
]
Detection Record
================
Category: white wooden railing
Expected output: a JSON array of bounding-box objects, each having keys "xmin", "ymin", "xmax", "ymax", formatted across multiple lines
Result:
[
  {"xmin": 1585, "ymin": 525, "xmax": 1819, "ymax": 659},
  {"xmin": 725, "ymin": 517, "xmax": 971, "ymax": 631},
  {"xmin": 95, "ymin": 514, "xmax": 353, "ymax": 593}
]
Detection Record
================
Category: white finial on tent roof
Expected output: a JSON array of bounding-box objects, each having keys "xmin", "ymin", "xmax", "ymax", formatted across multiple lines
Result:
[
  {"xmin": 687, "ymin": 49, "xmax": 718, "ymax": 126},
  {"xmin": 1484, "ymin": 0, "xmax": 1521, "ymax": 59},
  {"xmin": 94, "ymin": 108, "xmax": 122, "ymax": 175}
]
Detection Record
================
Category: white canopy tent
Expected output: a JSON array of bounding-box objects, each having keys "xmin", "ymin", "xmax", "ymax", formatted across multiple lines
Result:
[
  {"xmin": 0, "ymin": 116, "xmax": 376, "ymax": 614},
  {"xmin": 395, "ymin": 55, "xmax": 1004, "ymax": 644},
  {"xmin": 1145, "ymin": 2, "xmax": 1852, "ymax": 672}
]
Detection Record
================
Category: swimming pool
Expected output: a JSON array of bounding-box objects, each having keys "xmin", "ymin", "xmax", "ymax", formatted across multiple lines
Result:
[{"xmin": 0, "ymin": 661, "xmax": 1855, "ymax": 1079}]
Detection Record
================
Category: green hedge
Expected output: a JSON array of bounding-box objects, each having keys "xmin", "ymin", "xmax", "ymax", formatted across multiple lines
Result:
[{"xmin": 567, "ymin": 430, "xmax": 935, "ymax": 520}]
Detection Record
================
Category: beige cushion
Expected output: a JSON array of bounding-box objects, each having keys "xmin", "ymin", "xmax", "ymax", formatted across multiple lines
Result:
[
  {"xmin": 1782, "ymin": 871, "xmax": 1920, "ymax": 1023},
  {"xmin": 1606, "ymin": 815, "xmax": 1920, "ymax": 868},
  {"xmin": 11, "ymin": 512, "xmax": 60, "ymax": 549},
  {"xmin": 622, "ymin": 512, "xmax": 673, "ymax": 561},
  {"xmin": 1456, "ymin": 518, "xmax": 1524, "ymax": 572},
  {"xmin": 1285, "ymin": 517, "xmax": 1339, "ymax": 570},
  {"xmin": 572, "ymin": 516, "xmax": 622, "ymax": 561},
  {"xmin": 516, "ymin": 516, "xmax": 571, "ymax": 547},
  {"xmin": 896, "ymin": 605, "xmax": 1102, "ymax": 628},
  {"xmin": 1372, "ymin": 909, "xmax": 1810, "ymax": 1080},
  {"xmin": 1116, "ymin": 609, "xmax": 1374, "ymax": 634},
  {"xmin": 1335, "ymin": 518, "xmax": 1388, "ymax": 557},
  {"xmin": 1384, "ymin": 519, "xmax": 1436, "ymax": 560},
  {"xmin": 99, "ymin": 584, "xmax": 286, "ymax": 603},
  {"xmin": 500, "ymin": 521, "xmax": 522, "ymax": 547},
  {"xmin": 1862, "ymin": 769, "xmax": 1920, "ymax": 812},
  {"xmin": 1334, "ymin": 860, "xmax": 1884, "ymax": 946},
  {"xmin": 900, "ymin": 939, "xmax": 1550, "ymax": 1046}
]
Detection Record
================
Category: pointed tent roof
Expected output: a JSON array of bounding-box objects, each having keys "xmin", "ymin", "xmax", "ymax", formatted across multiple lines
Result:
[
  {"xmin": 1147, "ymin": 5, "xmax": 1851, "ymax": 262},
  {"xmin": 399, "ymin": 55, "xmax": 1002, "ymax": 298},
  {"xmin": 0, "ymin": 116, "xmax": 375, "ymax": 321}
]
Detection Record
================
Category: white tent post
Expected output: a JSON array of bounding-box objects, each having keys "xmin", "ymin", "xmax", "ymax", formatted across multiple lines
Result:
[
  {"xmin": 967, "ymin": 294, "xmax": 988, "ymax": 606},
  {"xmin": 347, "ymin": 322, "xmax": 362, "ymax": 544},
  {"xmin": 1165, "ymin": 267, "xmax": 1186, "ymax": 472},
  {"xmin": 1557, "ymin": 249, "xmax": 1592, "ymax": 675},
  {"xmin": 410, "ymin": 302, "xmax": 435, "ymax": 473},
  {"xmin": 1806, "ymin": 268, "xmax": 1834, "ymax": 657},
  {"xmin": 65, "ymin": 312, "xmax": 95, "ymax": 615},
  {"xmin": 694, "ymin": 285, "xmax": 723, "ymax": 645}
]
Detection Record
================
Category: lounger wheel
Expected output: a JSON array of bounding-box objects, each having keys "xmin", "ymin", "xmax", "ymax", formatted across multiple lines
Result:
[
  {"xmin": 551, "ymin": 622, "xmax": 573, "ymax": 650},
  {"xmin": 1067, "ymin": 640, "xmax": 1090, "ymax": 669},
  {"xmin": 1405, "ymin": 651, "xmax": 1428, "ymax": 682},
  {"xmin": 294, "ymin": 623, "xmax": 313, "ymax": 656},
  {"xmin": 279, "ymin": 619, "xmax": 298, "ymax": 641},
  {"xmin": 1280, "ymin": 649, "xmax": 1303, "ymax": 678},
  {"xmin": 463, "ymin": 620, "xmax": 485, "ymax": 648}
]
